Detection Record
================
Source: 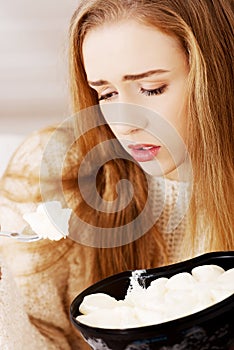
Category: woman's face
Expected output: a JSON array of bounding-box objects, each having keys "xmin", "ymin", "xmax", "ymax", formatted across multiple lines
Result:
[{"xmin": 83, "ymin": 20, "xmax": 189, "ymax": 178}]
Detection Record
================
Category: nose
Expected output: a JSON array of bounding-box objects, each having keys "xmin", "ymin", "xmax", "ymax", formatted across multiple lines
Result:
[
  {"xmin": 100, "ymin": 102, "xmax": 149, "ymax": 135},
  {"xmin": 110, "ymin": 123, "xmax": 139, "ymax": 136}
]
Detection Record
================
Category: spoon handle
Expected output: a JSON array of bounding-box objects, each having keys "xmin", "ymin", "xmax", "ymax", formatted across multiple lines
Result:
[{"xmin": 0, "ymin": 228, "xmax": 41, "ymax": 242}]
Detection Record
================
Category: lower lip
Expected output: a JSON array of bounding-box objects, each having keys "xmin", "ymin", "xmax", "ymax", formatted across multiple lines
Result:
[{"xmin": 128, "ymin": 145, "xmax": 161, "ymax": 162}]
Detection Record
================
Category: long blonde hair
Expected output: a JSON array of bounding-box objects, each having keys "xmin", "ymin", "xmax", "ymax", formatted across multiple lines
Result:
[{"xmin": 67, "ymin": 0, "xmax": 234, "ymax": 278}]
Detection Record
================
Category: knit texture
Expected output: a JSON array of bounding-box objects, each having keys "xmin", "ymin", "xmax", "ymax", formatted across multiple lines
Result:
[
  {"xmin": 148, "ymin": 176, "xmax": 190, "ymax": 263},
  {"xmin": 0, "ymin": 129, "xmax": 190, "ymax": 349}
]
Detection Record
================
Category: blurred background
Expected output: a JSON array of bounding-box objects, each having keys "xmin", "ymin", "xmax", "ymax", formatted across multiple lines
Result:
[
  {"xmin": 1, "ymin": 0, "xmax": 80, "ymax": 134},
  {"xmin": 0, "ymin": 0, "xmax": 79, "ymax": 174}
]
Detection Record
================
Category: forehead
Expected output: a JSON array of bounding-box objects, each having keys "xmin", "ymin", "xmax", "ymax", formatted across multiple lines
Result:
[{"xmin": 82, "ymin": 20, "xmax": 185, "ymax": 81}]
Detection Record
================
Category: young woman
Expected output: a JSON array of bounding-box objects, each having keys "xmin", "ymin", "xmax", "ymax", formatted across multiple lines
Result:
[{"xmin": 0, "ymin": 0, "xmax": 233, "ymax": 348}]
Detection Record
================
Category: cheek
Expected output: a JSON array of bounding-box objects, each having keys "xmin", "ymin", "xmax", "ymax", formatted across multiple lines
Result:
[
  {"xmin": 146, "ymin": 110, "xmax": 187, "ymax": 157},
  {"xmin": 173, "ymin": 103, "xmax": 188, "ymax": 143},
  {"xmin": 150, "ymin": 92, "xmax": 188, "ymax": 141}
]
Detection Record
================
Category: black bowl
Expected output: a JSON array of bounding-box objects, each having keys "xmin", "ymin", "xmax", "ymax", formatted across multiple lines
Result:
[{"xmin": 70, "ymin": 251, "xmax": 234, "ymax": 350}]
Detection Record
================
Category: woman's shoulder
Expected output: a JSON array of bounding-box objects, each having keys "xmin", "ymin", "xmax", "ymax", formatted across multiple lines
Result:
[
  {"xmin": 3, "ymin": 125, "xmax": 70, "ymax": 178},
  {"xmin": 1, "ymin": 124, "xmax": 81, "ymax": 197}
]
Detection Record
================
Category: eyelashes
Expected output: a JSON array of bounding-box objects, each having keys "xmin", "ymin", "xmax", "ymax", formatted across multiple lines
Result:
[
  {"xmin": 140, "ymin": 84, "xmax": 167, "ymax": 97},
  {"xmin": 99, "ymin": 91, "xmax": 118, "ymax": 101},
  {"xmin": 98, "ymin": 84, "xmax": 168, "ymax": 101}
]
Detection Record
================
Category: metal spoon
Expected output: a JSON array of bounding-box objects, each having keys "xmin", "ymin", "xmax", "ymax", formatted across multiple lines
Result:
[{"xmin": 0, "ymin": 225, "xmax": 42, "ymax": 243}]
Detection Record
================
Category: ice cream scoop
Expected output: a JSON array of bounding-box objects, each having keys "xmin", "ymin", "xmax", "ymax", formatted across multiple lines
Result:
[{"xmin": 23, "ymin": 201, "xmax": 72, "ymax": 241}]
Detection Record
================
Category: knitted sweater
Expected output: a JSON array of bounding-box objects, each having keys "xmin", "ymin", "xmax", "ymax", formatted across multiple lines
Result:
[{"xmin": 0, "ymin": 129, "xmax": 190, "ymax": 350}]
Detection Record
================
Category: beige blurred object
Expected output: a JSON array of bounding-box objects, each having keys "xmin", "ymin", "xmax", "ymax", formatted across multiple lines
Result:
[{"xmin": 0, "ymin": 0, "xmax": 79, "ymax": 135}]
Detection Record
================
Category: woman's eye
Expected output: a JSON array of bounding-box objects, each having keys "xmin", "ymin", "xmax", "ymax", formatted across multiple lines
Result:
[
  {"xmin": 140, "ymin": 84, "xmax": 167, "ymax": 97},
  {"xmin": 99, "ymin": 91, "xmax": 118, "ymax": 101}
]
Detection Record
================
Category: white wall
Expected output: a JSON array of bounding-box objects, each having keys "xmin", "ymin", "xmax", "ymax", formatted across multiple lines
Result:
[
  {"xmin": 0, "ymin": 1, "xmax": 80, "ymax": 176},
  {"xmin": 0, "ymin": 0, "xmax": 79, "ymax": 135}
]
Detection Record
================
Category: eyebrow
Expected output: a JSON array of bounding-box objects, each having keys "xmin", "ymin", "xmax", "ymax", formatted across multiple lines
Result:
[{"xmin": 88, "ymin": 69, "xmax": 169, "ymax": 87}]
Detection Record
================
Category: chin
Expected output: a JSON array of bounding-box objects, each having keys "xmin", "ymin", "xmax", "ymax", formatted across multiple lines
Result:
[
  {"xmin": 139, "ymin": 161, "xmax": 165, "ymax": 177},
  {"xmin": 139, "ymin": 158, "xmax": 190, "ymax": 182},
  {"xmin": 137, "ymin": 159, "xmax": 176, "ymax": 178}
]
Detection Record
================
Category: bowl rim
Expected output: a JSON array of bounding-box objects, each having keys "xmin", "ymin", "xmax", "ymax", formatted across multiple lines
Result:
[{"xmin": 70, "ymin": 251, "xmax": 234, "ymax": 336}]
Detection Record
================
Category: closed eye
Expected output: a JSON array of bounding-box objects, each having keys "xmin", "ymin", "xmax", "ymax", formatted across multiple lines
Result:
[
  {"xmin": 140, "ymin": 84, "xmax": 167, "ymax": 96},
  {"xmin": 99, "ymin": 91, "xmax": 118, "ymax": 101},
  {"xmin": 98, "ymin": 84, "xmax": 167, "ymax": 101}
]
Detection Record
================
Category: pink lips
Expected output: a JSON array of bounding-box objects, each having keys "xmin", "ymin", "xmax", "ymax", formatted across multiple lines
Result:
[{"xmin": 128, "ymin": 144, "xmax": 161, "ymax": 162}]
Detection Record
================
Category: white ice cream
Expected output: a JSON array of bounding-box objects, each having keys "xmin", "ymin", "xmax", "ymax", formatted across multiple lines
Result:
[
  {"xmin": 23, "ymin": 201, "xmax": 72, "ymax": 241},
  {"xmin": 79, "ymin": 293, "xmax": 123, "ymax": 314},
  {"xmin": 76, "ymin": 264, "xmax": 234, "ymax": 329},
  {"xmin": 191, "ymin": 264, "xmax": 225, "ymax": 282}
]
